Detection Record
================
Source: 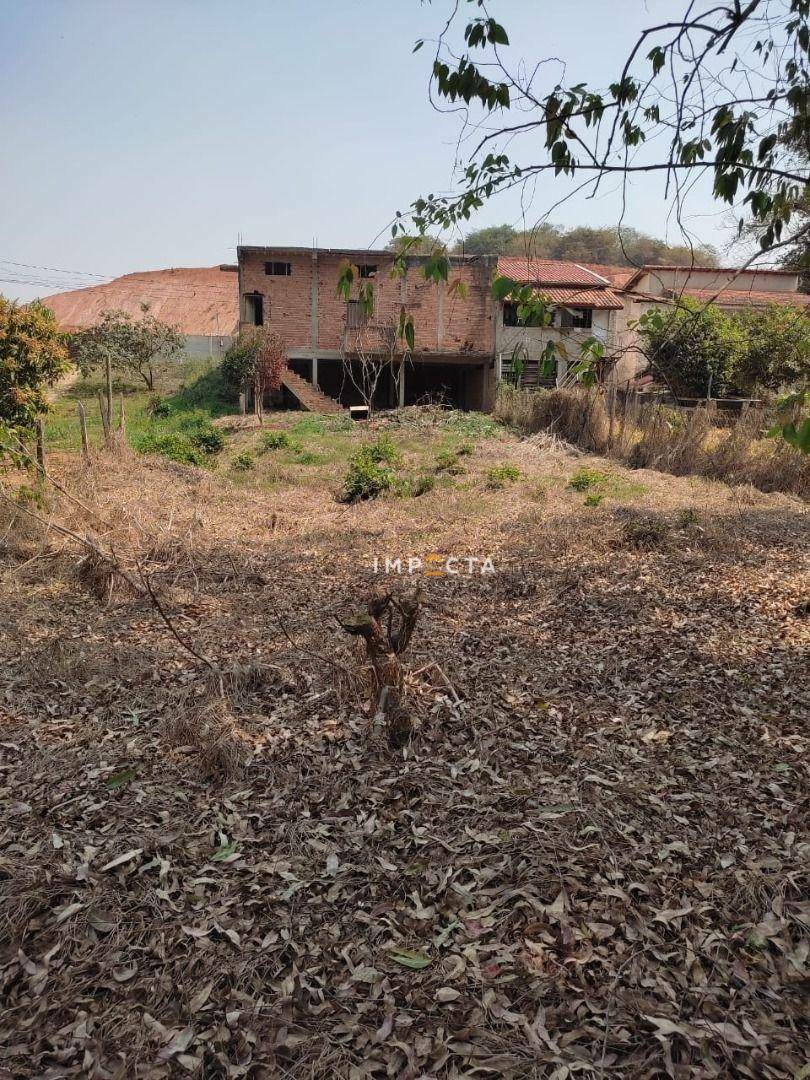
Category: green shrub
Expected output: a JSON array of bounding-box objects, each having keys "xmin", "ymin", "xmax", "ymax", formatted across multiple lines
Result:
[
  {"xmin": 366, "ymin": 432, "xmax": 399, "ymax": 464},
  {"xmin": 456, "ymin": 442, "xmax": 474, "ymax": 456},
  {"xmin": 486, "ymin": 463, "xmax": 520, "ymax": 489},
  {"xmin": 411, "ymin": 472, "xmax": 436, "ymax": 496},
  {"xmin": 189, "ymin": 423, "xmax": 225, "ymax": 455},
  {"xmin": 569, "ymin": 467, "xmax": 609, "ymax": 491},
  {"xmin": 134, "ymin": 431, "xmax": 207, "ymax": 467},
  {"xmin": 163, "ymin": 411, "xmax": 227, "ymax": 455},
  {"xmin": 293, "ymin": 449, "xmax": 323, "ymax": 465},
  {"xmin": 435, "ymin": 449, "xmax": 465, "ymax": 475},
  {"xmin": 221, "ymin": 334, "xmax": 259, "ymax": 397},
  {"xmin": 637, "ymin": 299, "xmax": 746, "ymax": 398},
  {"xmin": 260, "ymin": 430, "xmax": 293, "ymax": 450},
  {"xmin": 341, "ymin": 445, "xmax": 394, "ymax": 501},
  {"xmin": 584, "ymin": 492, "xmax": 604, "ymax": 507},
  {"xmin": 446, "ymin": 412, "xmax": 501, "ymax": 438},
  {"xmin": 147, "ymin": 396, "xmax": 172, "ymax": 419},
  {"xmin": 232, "ymin": 451, "xmax": 255, "ymax": 471},
  {"xmin": 394, "ymin": 472, "xmax": 436, "ymax": 497}
]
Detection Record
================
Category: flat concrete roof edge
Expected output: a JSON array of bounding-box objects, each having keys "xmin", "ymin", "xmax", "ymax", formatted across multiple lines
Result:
[{"xmin": 238, "ymin": 245, "xmax": 494, "ymax": 263}]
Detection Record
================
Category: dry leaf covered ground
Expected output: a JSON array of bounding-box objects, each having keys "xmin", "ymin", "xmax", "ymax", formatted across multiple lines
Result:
[{"xmin": 1, "ymin": 409, "xmax": 808, "ymax": 1079}]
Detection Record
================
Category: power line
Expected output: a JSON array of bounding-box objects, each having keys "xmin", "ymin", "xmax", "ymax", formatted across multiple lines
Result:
[
  {"xmin": 0, "ymin": 258, "xmax": 112, "ymax": 280},
  {"xmin": 0, "ymin": 270, "xmax": 239, "ymax": 302},
  {"xmin": 0, "ymin": 256, "xmax": 239, "ymax": 297}
]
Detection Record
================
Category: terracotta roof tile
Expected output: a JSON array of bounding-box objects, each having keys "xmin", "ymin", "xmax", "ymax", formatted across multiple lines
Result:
[
  {"xmin": 524, "ymin": 285, "xmax": 624, "ymax": 310},
  {"xmin": 578, "ymin": 263, "xmax": 639, "ymax": 288},
  {"xmin": 40, "ymin": 267, "xmax": 239, "ymax": 336},
  {"xmin": 496, "ymin": 257, "xmax": 610, "ymax": 287},
  {"xmin": 681, "ymin": 288, "xmax": 810, "ymax": 309}
]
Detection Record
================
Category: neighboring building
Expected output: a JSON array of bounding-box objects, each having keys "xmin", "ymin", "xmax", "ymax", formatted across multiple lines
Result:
[
  {"xmin": 41, "ymin": 251, "xmax": 808, "ymax": 410},
  {"xmin": 610, "ymin": 264, "xmax": 810, "ymax": 385},
  {"xmin": 39, "ymin": 266, "xmax": 239, "ymax": 358},
  {"xmin": 238, "ymin": 245, "xmax": 499, "ymax": 411},
  {"xmin": 237, "ymin": 246, "xmax": 627, "ymax": 410},
  {"xmin": 493, "ymin": 258, "xmax": 624, "ymax": 386}
]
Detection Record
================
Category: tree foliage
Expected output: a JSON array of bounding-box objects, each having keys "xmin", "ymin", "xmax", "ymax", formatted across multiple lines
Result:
[
  {"xmin": 399, "ymin": 1, "xmax": 809, "ymax": 439},
  {"xmin": 405, "ymin": 3, "xmax": 809, "ymax": 257},
  {"xmin": 72, "ymin": 305, "xmax": 184, "ymax": 391},
  {"xmin": 734, "ymin": 303, "xmax": 810, "ymax": 392},
  {"xmin": 455, "ymin": 222, "xmax": 718, "ymax": 265},
  {"xmin": 0, "ymin": 297, "xmax": 69, "ymax": 437},
  {"xmin": 638, "ymin": 301, "xmax": 747, "ymax": 398},
  {"xmin": 221, "ymin": 327, "xmax": 286, "ymax": 411},
  {"xmin": 637, "ymin": 299, "xmax": 810, "ymax": 398},
  {"xmin": 384, "ymin": 235, "xmax": 446, "ymax": 256}
]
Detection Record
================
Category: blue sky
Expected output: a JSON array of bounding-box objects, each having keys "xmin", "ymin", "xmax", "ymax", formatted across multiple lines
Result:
[{"xmin": 1, "ymin": 1, "xmax": 732, "ymax": 301}]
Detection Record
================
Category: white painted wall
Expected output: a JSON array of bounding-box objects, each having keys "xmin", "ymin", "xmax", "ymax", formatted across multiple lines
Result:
[
  {"xmin": 183, "ymin": 334, "xmax": 233, "ymax": 360},
  {"xmin": 636, "ymin": 267, "xmax": 799, "ymax": 296},
  {"xmin": 495, "ymin": 306, "xmax": 614, "ymax": 382}
]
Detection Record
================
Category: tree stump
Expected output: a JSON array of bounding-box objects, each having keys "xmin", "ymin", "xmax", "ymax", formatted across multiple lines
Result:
[{"xmin": 340, "ymin": 587, "xmax": 422, "ymax": 748}]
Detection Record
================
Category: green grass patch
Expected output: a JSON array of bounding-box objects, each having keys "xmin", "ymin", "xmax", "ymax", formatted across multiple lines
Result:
[
  {"xmin": 43, "ymin": 358, "xmax": 231, "ymax": 464},
  {"xmin": 435, "ymin": 448, "xmax": 466, "ymax": 475},
  {"xmin": 291, "ymin": 413, "xmax": 353, "ymax": 436},
  {"xmin": 231, "ymin": 451, "xmax": 255, "ymax": 471},
  {"xmin": 260, "ymin": 430, "xmax": 297, "ymax": 451},
  {"xmin": 569, "ymin": 467, "xmax": 611, "ymax": 492},
  {"xmin": 486, "ymin": 463, "xmax": 520, "ymax": 489},
  {"xmin": 392, "ymin": 472, "xmax": 436, "ymax": 498},
  {"xmin": 443, "ymin": 412, "xmax": 503, "ymax": 439},
  {"xmin": 568, "ymin": 466, "xmax": 647, "ymax": 503},
  {"xmin": 292, "ymin": 449, "xmax": 325, "ymax": 466}
]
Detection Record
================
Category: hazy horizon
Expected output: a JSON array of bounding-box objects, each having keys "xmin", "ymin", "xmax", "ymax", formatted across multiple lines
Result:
[{"xmin": 2, "ymin": 1, "xmax": 744, "ymax": 303}]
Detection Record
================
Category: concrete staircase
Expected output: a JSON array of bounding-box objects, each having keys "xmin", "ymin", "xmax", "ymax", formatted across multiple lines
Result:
[{"xmin": 281, "ymin": 369, "xmax": 344, "ymax": 415}]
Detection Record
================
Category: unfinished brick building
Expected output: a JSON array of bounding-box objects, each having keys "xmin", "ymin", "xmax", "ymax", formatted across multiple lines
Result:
[{"xmin": 237, "ymin": 246, "xmax": 500, "ymax": 411}]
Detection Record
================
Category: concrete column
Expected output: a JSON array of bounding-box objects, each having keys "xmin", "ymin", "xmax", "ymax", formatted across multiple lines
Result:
[
  {"xmin": 437, "ymin": 282, "xmax": 444, "ymax": 351},
  {"xmin": 398, "ymin": 361, "xmax": 406, "ymax": 408},
  {"xmin": 310, "ymin": 249, "xmax": 319, "ymax": 387}
]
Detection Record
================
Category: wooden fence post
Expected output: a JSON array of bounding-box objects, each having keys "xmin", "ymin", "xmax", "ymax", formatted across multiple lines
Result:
[
  {"xmin": 35, "ymin": 419, "xmax": 45, "ymax": 472},
  {"xmin": 607, "ymin": 384, "xmax": 616, "ymax": 453},
  {"xmin": 77, "ymin": 401, "xmax": 89, "ymax": 460},
  {"xmin": 98, "ymin": 391, "xmax": 110, "ymax": 442},
  {"xmin": 118, "ymin": 392, "xmax": 126, "ymax": 437},
  {"xmin": 105, "ymin": 355, "xmax": 113, "ymax": 443}
]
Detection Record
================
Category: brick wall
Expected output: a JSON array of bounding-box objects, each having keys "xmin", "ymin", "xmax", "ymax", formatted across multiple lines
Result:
[{"xmin": 238, "ymin": 247, "xmax": 496, "ymax": 357}]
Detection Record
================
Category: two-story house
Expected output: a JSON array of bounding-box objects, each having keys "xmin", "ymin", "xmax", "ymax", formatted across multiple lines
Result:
[{"xmin": 237, "ymin": 246, "xmax": 626, "ymax": 410}]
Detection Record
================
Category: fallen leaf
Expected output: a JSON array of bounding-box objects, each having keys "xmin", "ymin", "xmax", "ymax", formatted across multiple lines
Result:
[
  {"xmin": 86, "ymin": 908, "xmax": 117, "ymax": 934},
  {"xmin": 105, "ymin": 768, "xmax": 137, "ymax": 790},
  {"xmin": 388, "ymin": 948, "xmax": 432, "ymax": 970},
  {"xmin": 100, "ymin": 848, "xmax": 142, "ymax": 872}
]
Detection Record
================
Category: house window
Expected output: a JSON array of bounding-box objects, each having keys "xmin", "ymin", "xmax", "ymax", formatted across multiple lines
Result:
[
  {"xmin": 264, "ymin": 261, "xmax": 292, "ymax": 276},
  {"xmin": 359, "ymin": 264, "xmax": 377, "ymax": 279},
  {"xmin": 346, "ymin": 299, "xmax": 369, "ymax": 328},
  {"xmin": 244, "ymin": 292, "xmax": 264, "ymax": 326},
  {"xmin": 560, "ymin": 307, "xmax": 592, "ymax": 329},
  {"xmin": 503, "ymin": 302, "xmax": 545, "ymax": 328}
]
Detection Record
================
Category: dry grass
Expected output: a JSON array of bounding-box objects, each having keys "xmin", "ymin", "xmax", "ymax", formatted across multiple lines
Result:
[
  {"xmin": 496, "ymin": 384, "xmax": 810, "ymax": 497},
  {"xmin": 0, "ymin": 412, "xmax": 808, "ymax": 1077}
]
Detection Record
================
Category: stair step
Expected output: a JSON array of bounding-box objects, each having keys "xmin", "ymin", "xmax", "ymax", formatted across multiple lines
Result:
[{"xmin": 281, "ymin": 370, "xmax": 344, "ymax": 415}]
